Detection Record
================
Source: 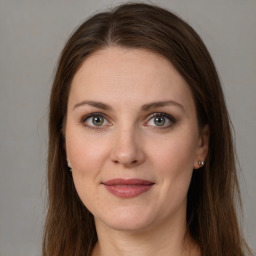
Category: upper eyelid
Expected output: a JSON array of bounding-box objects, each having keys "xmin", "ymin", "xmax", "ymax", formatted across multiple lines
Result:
[
  {"xmin": 81, "ymin": 111, "xmax": 176, "ymax": 125},
  {"xmin": 146, "ymin": 112, "xmax": 176, "ymax": 121},
  {"xmin": 82, "ymin": 111, "xmax": 174, "ymax": 118},
  {"xmin": 148, "ymin": 112, "xmax": 173, "ymax": 117},
  {"xmin": 82, "ymin": 112, "xmax": 109, "ymax": 121}
]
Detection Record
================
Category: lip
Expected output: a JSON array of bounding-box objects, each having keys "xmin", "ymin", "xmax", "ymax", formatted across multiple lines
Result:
[{"xmin": 102, "ymin": 179, "xmax": 155, "ymax": 198}]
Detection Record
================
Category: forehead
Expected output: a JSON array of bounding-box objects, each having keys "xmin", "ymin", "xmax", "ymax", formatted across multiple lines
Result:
[{"xmin": 69, "ymin": 47, "xmax": 195, "ymax": 112}]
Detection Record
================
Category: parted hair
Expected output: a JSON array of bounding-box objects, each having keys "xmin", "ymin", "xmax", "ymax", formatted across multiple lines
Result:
[{"xmin": 43, "ymin": 2, "xmax": 252, "ymax": 256}]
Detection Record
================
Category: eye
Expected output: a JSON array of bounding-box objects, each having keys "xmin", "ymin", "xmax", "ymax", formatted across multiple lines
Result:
[
  {"xmin": 145, "ymin": 113, "xmax": 176, "ymax": 128},
  {"xmin": 82, "ymin": 113, "xmax": 110, "ymax": 128}
]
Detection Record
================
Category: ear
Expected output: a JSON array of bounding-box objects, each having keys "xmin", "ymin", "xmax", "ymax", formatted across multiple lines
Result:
[
  {"xmin": 194, "ymin": 125, "xmax": 209, "ymax": 169},
  {"xmin": 66, "ymin": 157, "xmax": 72, "ymax": 168},
  {"xmin": 63, "ymin": 141, "xmax": 71, "ymax": 168}
]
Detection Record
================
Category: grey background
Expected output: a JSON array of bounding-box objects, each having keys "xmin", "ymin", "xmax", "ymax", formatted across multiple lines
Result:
[{"xmin": 0, "ymin": 0, "xmax": 255, "ymax": 255}]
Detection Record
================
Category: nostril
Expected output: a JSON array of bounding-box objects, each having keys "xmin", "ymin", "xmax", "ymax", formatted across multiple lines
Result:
[{"xmin": 112, "ymin": 159, "xmax": 138, "ymax": 166}]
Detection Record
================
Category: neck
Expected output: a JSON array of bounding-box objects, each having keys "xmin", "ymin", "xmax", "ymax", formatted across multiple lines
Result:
[{"xmin": 92, "ymin": 215, "xmax": 199, "ymax": 256}]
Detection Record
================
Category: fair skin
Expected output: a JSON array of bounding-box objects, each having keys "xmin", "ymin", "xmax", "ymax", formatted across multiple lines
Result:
[{"xmin": 65, "ymin": 47, "xmax": 209, "ymax": 256}]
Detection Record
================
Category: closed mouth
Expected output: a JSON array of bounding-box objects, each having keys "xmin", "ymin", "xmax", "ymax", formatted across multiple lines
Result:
[{"xmin": 102, "ymin": 178, "xmax": 155, "ymax": 198}]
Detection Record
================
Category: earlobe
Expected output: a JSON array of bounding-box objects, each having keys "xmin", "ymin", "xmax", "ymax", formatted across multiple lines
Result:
[
  {"xmin": 66, "ymin": 155, "xmax": 72, "ymax": 168},
  {"xmin": 67, "ymin": 159, "xmax": 72, "ymax": 168},
  {"xmin": 66, "ymin": 158, "xmax": 72, "ymax": 173},
  {"xmin": 194, "ymin": 125, "xmax": 209, "ymax": 169}
]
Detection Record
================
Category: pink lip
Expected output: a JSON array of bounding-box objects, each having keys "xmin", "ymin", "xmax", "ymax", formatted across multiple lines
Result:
[{"xmin": 102, "ymin": 179, "xmax": 154, "ymax": 198}]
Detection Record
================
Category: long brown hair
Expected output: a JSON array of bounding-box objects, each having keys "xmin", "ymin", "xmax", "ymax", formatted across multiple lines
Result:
[{"xmin": 43, "ymin": 3, "xmax": 252, "ymax": 256}]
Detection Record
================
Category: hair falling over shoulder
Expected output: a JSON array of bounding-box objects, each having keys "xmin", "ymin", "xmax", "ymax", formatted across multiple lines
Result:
[{"xmin": 43, "ymin": 3, "xmax": 252, "ymax": 256}]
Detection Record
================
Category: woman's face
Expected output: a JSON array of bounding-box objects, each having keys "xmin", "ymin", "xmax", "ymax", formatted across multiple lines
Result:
[{"xmin": 65, "ymin": 47, "xmax": 208, "ymax": 232}]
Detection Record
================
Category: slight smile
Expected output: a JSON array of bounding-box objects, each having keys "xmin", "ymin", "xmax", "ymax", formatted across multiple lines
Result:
[{"xmin": 102, "ymin": 179, "xmax": 155, "ymax": 198}]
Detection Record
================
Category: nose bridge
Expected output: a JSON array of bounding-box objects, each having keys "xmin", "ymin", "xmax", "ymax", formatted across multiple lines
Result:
[{"xmin": 110, "ymin": 122, "xmax": 145, "ymax": 167}]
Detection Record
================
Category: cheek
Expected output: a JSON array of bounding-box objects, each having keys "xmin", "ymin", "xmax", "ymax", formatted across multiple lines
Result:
[
  {"xmin": 150, "ymin": 131, "xmax": 197, "ymax": 197},
  {"xmin": 65, "ymin": 130, "xmax": 109, "ymax": 176},
  {"xmin": 65, "ymin": 131, "xmax": 109, "ymax": 211},
  {"xmin": 151, "ymin": 132, "xmax": 197, "ymax": 174}
]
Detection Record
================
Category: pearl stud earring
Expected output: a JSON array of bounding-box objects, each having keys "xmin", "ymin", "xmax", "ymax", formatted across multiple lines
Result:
[
  {"xmin": 198, "ymin": 160, "xmax": 204, "ymax": 167},
  {"xmin": 67, "ymin": 161, "xmax": 72, "ymax": 172}
]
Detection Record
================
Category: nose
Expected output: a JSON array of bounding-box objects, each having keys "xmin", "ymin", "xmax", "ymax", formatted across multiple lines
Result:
[{"xmin": 110, "ymin": 126, "xmax": 145, "ymax": 168}]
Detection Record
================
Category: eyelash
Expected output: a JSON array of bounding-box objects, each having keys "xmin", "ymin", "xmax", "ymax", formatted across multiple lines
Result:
[
  {"xmin": 145, "ymin": 112, "xmax": 177, "ymax": 129},
  {"xmin": 81, "ymin": 112, "xmax": 110, "ymax": 131},
  {"xmin": 81, "ymin": 112, "xmax": 177, "ymax": 130}
]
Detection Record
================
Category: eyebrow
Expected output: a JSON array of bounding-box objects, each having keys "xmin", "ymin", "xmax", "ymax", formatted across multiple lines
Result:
[
  {"xmin": 141, "ymin": 100, "xmax": 184, "ymax": 112},
  {"xmin": 73, "ymin": 100, "xmax": 113, "ymax": 111},
  {"xmin": 73, "ymin": 100, "xmax": 184, "ymax": 112}
]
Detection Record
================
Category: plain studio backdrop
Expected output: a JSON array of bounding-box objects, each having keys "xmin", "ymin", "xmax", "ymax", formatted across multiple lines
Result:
[{"xmin": 0, "ymin": 0, "xmax": 255, "ymax": 255}]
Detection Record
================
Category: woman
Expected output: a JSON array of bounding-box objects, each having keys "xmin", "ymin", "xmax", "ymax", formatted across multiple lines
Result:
[{"xmin": 43, "ymin": 3, "xmax": 252, "ymax": 256}]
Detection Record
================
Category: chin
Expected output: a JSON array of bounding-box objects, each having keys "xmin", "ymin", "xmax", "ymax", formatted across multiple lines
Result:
[
  {"xmin": 103, "ymin": 219, "xmax": 154, "ymax": 232},
  {"xmin": 94, "ymin": 206, "xmax": 157, "ymax": 232}
]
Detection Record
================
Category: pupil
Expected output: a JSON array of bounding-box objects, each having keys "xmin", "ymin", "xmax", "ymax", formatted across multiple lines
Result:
[
  {"xmin": 93, "ymin": 116, "xmax": 103, "ymax": 126},
  {"xmin": 154, "ymin": 116, "xmax": 165, "ymax": 126}
]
